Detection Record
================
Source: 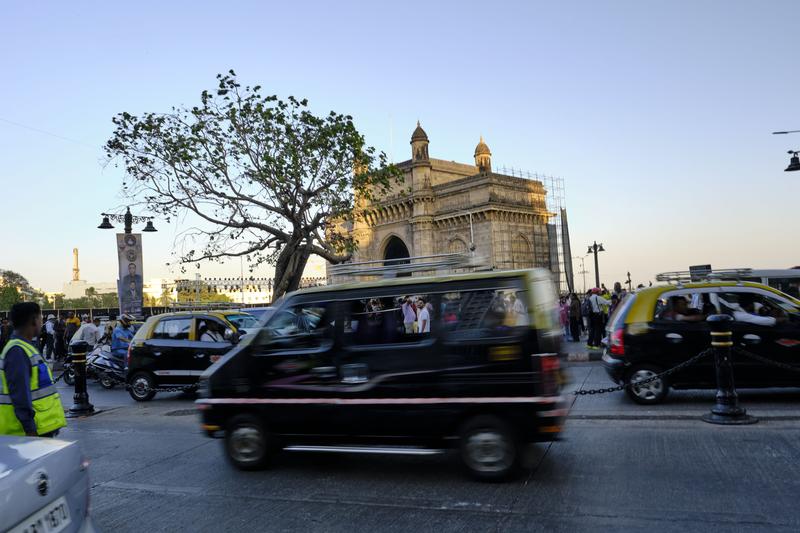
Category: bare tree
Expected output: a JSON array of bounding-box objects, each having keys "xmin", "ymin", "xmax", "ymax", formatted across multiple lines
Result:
[{"xmin": 105, "ymin": 71, "xmax": 399, "ymax": 300}]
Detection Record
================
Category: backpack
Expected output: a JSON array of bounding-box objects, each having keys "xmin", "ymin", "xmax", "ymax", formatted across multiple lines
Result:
[{"xmin": 581, "ymin": 297, "xmax": 592, "ymax": 317}]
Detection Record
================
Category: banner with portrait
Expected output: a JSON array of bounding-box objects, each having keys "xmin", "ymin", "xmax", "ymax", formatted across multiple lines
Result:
[{"xmin": 117, "ymin": 233, "xmax": 143, "ymax": 317}]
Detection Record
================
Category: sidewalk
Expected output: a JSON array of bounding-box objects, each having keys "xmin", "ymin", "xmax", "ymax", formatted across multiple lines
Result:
[
  {"xmin": 563, "ymin": 363, "xmax": 800, "ymax": 421},
  {"xmin": 562, "ymin": 339, "xmax": 604, "ymax": 362}
]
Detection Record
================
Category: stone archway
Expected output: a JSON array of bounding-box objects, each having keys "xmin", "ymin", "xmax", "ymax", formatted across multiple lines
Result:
[{"xmin": 383, "ymin": 235, "xmax": 411, "ymax": 275}]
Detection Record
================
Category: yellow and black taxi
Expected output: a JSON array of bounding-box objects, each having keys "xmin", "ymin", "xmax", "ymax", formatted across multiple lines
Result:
[
  {"xmin": 196, "ymin": 268, "xmax": 567, "ymax": 481},
  {"xmin": 602, "ymin": 277, "xmax": 800, "ymax": 404},
  {"xmin": 126, "ymin": 310, "xmax": 259, "ymax": 401}
]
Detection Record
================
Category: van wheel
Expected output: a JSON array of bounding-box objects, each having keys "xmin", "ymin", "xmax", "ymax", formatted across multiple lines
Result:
[
  {"xmin": 225, "ymin": 415, "xmax": 271, "ymax": 471},
  {"xmin": 625, "ymin": 364, "xmax": 669, "ymax": 405},
  {"xmin": 459, "ymin": 415, "xmax": 519, "ymax": 482},
  {"xmin": 128, "ymin": 372, "xmax": 156, "ymax": 402}
]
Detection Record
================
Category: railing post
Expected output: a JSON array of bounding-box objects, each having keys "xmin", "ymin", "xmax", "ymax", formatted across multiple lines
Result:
[
  {"xmin": 66, "ymin": 340, "xmax": 95, "ymax": 418},
  {"xmin": 701, "ymin": 314, "xmax": 757, "ymax": 425}
]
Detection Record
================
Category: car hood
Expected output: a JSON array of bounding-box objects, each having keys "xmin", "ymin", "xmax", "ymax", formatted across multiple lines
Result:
[{"xmin": 0, "ymin": 436, "xmax": 74, "ymax": 477}]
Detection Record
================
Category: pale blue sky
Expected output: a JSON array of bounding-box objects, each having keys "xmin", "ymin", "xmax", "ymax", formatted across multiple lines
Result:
[{"xmin": 1, "ymin": 0, "xmax": 798, "ymax": 292}]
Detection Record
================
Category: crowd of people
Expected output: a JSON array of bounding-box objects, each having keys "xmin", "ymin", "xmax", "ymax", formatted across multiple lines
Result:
[
  {"xmin": 558, "ymin": 282, "xmax": 630, "ymax": 349},
  {"xmin": 0, "ymin": 310, "xmax": 136, "ymax": 365}
]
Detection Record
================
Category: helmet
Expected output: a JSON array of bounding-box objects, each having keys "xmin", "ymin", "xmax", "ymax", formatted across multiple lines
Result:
[
  {"xmin": 119, "ymin": 314, "xmax": 135, "ymax": 325},
  {"xmin": 47, "ymin": 314, "xmax": 56, "ymax": 320}
]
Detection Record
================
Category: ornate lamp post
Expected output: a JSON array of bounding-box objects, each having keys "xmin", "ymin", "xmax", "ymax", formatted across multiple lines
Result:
[
  {"xmin": 98, "ymin": 207, "xmax": 157, "ymax": 234},
  {"xmin": 587, "ymin": 241, "xmax": 605, "ymax": 288},
  {"xmin": 772, "ymin": 130, "xmax": 800, "ymax": 171}
]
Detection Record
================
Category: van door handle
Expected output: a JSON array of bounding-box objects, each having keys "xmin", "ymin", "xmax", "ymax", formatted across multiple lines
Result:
[
  {"xmin": 153, "ymin": 351, "xmax": 161, "ymax": 356},
  {"xmin": 666, "ymin": 333, "xmax": 683, "ymax": 343},
  {"xmin": 194, "ymin": 353, "xmax": 206, "ymax": 359},
  {"xmin": 311, "ymin": 366, "xmax": 337, "ymax": 379}
]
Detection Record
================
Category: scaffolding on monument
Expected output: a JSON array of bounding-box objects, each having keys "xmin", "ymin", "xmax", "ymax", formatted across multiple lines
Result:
[{"xmin": 495, "ymin": 166, "xmax": 571, "ymax": 293}]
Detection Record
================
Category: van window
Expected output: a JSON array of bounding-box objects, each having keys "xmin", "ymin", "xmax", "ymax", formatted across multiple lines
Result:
[
  {"xmin": 441, "ymin": 288, "xmax": 529, "ymax": 340},
  {"xmin": 267, "ymin": 304, "xmax": 328, "ymax": 335},
  {"xmin": 152, "ymin": 318, "xmax": 192, "ymax": 340},
  {"xmin": 342, "ymin": 294, "xmax": 433, "ymax": 345}
]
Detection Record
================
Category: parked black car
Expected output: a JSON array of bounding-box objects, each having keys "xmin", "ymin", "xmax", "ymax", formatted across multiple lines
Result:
[
  {"xmin": 127, "ymin": 310, "xmax": 256, "ymax": 401},
  {"xmin": 197, "ymin": 269, "xmax": 567, "ymax": 481},
  {"xmin": 602, "ymin": 280, "xmax": 800, "ymax": 404}
]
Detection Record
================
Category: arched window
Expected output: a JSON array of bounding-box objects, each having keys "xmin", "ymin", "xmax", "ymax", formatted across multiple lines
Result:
[{"xmin": 512, "ymin": 234, "xmax": 534, "ymax": 269}]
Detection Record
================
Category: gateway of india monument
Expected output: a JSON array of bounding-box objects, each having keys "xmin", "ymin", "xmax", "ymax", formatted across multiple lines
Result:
[{"xmin": 341, "ymin": 122, "xmax": 574, "ymax": 291}]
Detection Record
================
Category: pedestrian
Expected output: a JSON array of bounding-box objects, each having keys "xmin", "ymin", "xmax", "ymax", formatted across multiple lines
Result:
[
  {"xmin": 43, "ymin": 314, "xmax": 56, "ymax": 360},
  {"xmin": 569, "ymin": 293, "xmax": 582, "ymax": 342},
  {"xmin": 401, "ymin": 296, "xmax": 417, "ymax": 334},
  {"xmin": 559, "ymin": 297, "xmax": 570, "ymax": 339},
  {"xmin": 416, "ymin": 298, "xmax": 431, "ymax": 334},
  {"xmin": 72, "ymin": 316, "xmax": 102, "ymax": 347},
  {"xmin": 64, "ymin": 312, "xmax": 80, "ymax": 348},
  {"xmin": 0, "ymin": 317, "xmax": 11, "ymax": 351},
  {"xmin": 587, "ymin": 288, "xmax": 610, "ymax": 349},
  {"xmin": 54, "ymin": 316, "xmax": 66, "ymax": 360},
  {"xmin": 0, "ymin": 302, "xmax": 67, "ymax": 437}
]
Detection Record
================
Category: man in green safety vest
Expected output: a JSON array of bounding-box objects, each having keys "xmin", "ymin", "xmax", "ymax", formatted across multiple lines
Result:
[{"xmin": 0, "ymin": 302, "xmax": 67, "ymax": 437}]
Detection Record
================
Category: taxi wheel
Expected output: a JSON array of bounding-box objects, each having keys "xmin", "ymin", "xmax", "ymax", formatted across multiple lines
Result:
[
  {"xmin": 225, "ymin": 414, "xmax": 271, "ymax": 471},
  {"xmin": 625, "ymin": 364, "xmax": 669, "ymax": 405},
  {"xmin": 459, "ymin": 415, "xmax": 519, "ymax": 482},
  {"xmin": 128, "ymin": 371, "xmax": 157, "ymax": 402}
]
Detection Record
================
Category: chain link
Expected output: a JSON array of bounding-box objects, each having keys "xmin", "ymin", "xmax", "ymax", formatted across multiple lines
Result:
[
  {"xmin": 734, "ymin": 346, "xmax": 800, "ymax": 373},
  {"xmin": 573, "ymin": 348, "xmax": 713, "ymax": 395}
]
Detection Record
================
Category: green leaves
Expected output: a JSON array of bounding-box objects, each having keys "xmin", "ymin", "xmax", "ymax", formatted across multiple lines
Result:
[{"xmin": 104, "ymin": 71, "xmax": 401, "ymax": 298}]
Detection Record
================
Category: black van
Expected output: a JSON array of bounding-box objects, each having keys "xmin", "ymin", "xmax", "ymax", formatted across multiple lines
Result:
[{"xmin": 196, "ymin": 269, "xmax": 566, "ymax": 481}]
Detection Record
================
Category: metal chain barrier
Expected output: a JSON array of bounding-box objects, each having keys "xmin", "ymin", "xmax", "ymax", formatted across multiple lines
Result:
[
  {"xmin": 573, "ymin": 348, "xmax": 713, "ymax": 395},
  {"xmin": 734, "ymin": 347, "xmax": 800, "ymax": 373}
]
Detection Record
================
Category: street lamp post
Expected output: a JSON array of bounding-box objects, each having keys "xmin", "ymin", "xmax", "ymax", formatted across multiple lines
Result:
[
  {"xmin": 587, "ymin": 241, "xmax": 605, "ymax": 288},
  {"xmin": 573, "ymin": 255, "xmax": 589, "ymax": 294}
]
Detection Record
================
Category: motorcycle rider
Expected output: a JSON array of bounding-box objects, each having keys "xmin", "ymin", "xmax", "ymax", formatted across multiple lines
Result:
[{"xmin": 111, "ymin": 314, "xmax": 136, "ymax": 367}]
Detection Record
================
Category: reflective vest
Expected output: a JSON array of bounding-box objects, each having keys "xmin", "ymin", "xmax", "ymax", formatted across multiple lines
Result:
[{"xmin": 0, "ymin": 338, "xmax": 67, "ymax": 435}]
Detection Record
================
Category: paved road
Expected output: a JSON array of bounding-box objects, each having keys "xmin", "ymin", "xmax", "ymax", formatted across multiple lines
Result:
[{"xmin": 55, "ymin": 364, "xmax": 800, "ymax": 532}]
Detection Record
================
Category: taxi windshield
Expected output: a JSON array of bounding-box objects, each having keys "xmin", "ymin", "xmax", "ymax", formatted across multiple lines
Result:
[{"xmin": 224, "ymin": 313, "xmax": 259, "ymax": 331}]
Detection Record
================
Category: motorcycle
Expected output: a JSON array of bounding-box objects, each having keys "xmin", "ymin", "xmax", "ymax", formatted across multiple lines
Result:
[
  {"xmin": 61, "ymin": 342, "xmax": 126, "ymax": 389},
  {"xmin": 87, "ymin": 344, "xmax": 127, "ymax": 389}
]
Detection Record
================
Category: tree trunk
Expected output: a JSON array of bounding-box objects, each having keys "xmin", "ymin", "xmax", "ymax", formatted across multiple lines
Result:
[{"xmin": 271, "ymin": 238, "xmax": 312, "ymax": 302}]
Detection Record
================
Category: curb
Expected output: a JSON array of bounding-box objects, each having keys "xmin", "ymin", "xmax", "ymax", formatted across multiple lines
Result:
[{"xmin": 566, "ymin": 351, "xmax": 603, "ymax": 362}]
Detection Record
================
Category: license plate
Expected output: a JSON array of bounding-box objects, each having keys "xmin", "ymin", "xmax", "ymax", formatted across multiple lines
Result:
[{"xmin": 10, "ymin": 496, "xmax": 72, "ymax": 533}]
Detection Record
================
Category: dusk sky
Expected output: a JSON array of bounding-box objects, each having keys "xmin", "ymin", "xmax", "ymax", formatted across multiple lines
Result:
[{"xmin": 1, "ymin": 0, "xmax": 798, "ymax": 293}]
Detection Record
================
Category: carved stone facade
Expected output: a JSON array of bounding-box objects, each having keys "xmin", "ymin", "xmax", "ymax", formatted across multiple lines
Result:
[{"xmin": 349, "ymin": 123, "xmax": 554, "ymax": 273}]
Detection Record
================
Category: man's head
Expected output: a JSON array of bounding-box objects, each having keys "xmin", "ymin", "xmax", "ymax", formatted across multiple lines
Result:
[
  {"xmin": 10, "ymin": 302, "xmax": 42, "ymax": 338},
  {"xmin": 93, "ymin": 317, "xmax": 101, "ymax": 326},
  {"xmin": 416, "ymin": 298, "xmax": 426, "ymax": 309},
  {"xmin": 82, "ymin": 314, "xmax": 89, "ymax": 323},
  {"xmin": 68, "ymin": 311, "xmax": 75, "ymax": 319},
  {"xmin": 128, "ymin": 263, "xmax": 137, "ymax": 276},
  {"xmin": 739, "ymin": 295, "xmax": 756, "ymax": 313},
  {"xmin": 671, "ymin": 297, "xmax": 689, "ymax": 314}
]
